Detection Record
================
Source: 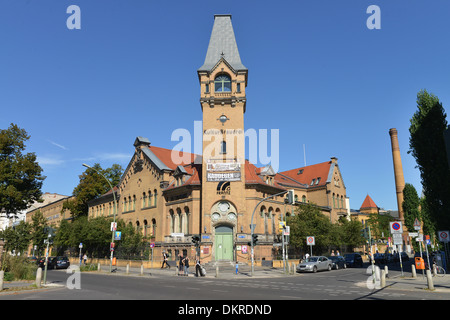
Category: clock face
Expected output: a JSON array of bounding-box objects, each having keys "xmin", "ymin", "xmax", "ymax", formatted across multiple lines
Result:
[
  {"xmin": 218, "ymin": 202, "xmax": 230, "ymax": 213},
  {"xmin": 212, "ymin": 212, "xmax": 221, "ymax": 221}
]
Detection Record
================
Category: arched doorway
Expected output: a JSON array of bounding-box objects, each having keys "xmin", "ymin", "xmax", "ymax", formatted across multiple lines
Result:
[{"xmin": 215, "ymin": 225, "xmax": 233, "ymax": 261}]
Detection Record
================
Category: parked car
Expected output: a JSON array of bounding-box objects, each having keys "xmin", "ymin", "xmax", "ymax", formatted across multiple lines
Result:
[
  {"xmin": 54, "ymin": 256, "xmax": 70, "ymax": 269},
  {"xmin": 344, "ymin": 253, "xmax": 363, "ymax": 267},
  {"xmin": 328, "ymin": 256, "xmax": 346, "ymax": 270},
  {"xmin": 374, "ymin": 253, "xmax": 385, "ymax": 264},
  {"xmin": 296, "ymin": 256, "xmax": 332, "ymax": 273},
  {"xmin": 37, "ymin": 256, "xmax": 56, "ymax": 269}
]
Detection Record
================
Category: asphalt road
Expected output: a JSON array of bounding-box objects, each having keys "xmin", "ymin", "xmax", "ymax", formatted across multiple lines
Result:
[{"xmin": 1, "ymin": 262, "xmax": 448, "ymax": 302}]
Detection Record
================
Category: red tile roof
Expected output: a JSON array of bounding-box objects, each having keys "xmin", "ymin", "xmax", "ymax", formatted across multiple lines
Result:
[
  {"xmin": 360, "ymin": 195, "xmax": 377, "ymax": 209},
  {"xmin": 277, "ymin": 161, "xmax": 332, "ymax": 187},
  {"xmin": 145, "ymin": 146, "xmax": 332, "ymax": 193}
]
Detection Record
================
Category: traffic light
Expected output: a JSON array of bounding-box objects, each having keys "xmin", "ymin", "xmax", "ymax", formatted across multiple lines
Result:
[
  {"xmin": 252, "ymin": 234, "xmax": 259, "ymax": 246},
  {"xmin": 191, "ymin": 235, "xmax": 200, "ymax": 245},
  {"xmin": 286, "ymin": 189, "xmax": 295, "ymax": 205}
]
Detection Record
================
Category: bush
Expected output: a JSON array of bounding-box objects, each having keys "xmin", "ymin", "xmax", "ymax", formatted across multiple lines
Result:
[{"xmin": 1, "ymin": 255, "xmax": 37, "ymax": 281}]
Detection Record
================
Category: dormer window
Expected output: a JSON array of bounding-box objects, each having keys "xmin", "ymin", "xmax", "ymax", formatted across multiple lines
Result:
[{"xmin": 214, "ymin": 74, "xmax": 231, "ymax": 92}]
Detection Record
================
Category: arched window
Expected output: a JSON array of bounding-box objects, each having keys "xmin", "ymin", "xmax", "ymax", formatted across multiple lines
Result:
[
  {"xmin": 169, "ymin": 209, "xmax": 175, "ymax": 234},
  {"xmin": 152, "ymin": 219, "xmax": 157, "ymax": 237},
  {"xmin": 142, "ymin": 192, "xmax": 147, "ymax": 208},
  {"xmin": 214, "ymin": 74, "xmax": 231, "ymax": 92}
]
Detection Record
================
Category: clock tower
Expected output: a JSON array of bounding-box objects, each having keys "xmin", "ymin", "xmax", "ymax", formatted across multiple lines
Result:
[{"xmin": 198, "ymin": 15, "xmax": 248, "ymax": 261}]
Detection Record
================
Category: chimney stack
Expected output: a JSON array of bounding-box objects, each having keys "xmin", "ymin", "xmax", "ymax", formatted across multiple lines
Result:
[{"xmin": 389, "ymin": 128, "xmax": 405, "ymax": 222}]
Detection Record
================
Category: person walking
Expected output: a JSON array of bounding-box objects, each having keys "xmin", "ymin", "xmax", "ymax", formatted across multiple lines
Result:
[
  {"xmin": 83, "ymin": 254, "xmax": 87, "ymax": 265},
  {"xmin": 161, "ymin": 251, "xmax": 170, "ymax": 269},
  {"xmin": 183, "ymin": 256, "xmax": 190, "ymax": 276}
]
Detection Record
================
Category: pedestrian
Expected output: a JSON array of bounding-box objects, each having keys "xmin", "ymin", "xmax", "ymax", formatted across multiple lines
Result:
[
  {"xmin": 183, "ymin": 256, "xmax": 190, "ymax": 276},
  {"xmin": 331, "ymin": 250, "xmax": 335, "ymax": 256},
  {"xmin": 305, "ymin": 253, "xmax": 310, "ymax": 260},
  {"xmin": 336, "ymin": 250, "xmax": 340, "ymax": 257},
  {"xmin": 195, "ymin": 256, "xmax": 201, "ymax": 277},
  {"xmin": 235, "ymin": 261, "xmax": 239, "ymax": 275},
  {"xmin": 83, "ymin": 254, "xmax": 87, "ymax": 265},
  {"xmin": 178, "ymin": 254, "xmax": 184, "ymax": 276},
  {"xmin": 161, "ymin": 251, "xmax": 170, "ymax": 269}
]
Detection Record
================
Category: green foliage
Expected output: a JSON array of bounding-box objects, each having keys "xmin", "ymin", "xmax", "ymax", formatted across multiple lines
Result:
[
  {"xmin": 63, "ymin": 163, "xmax": 123, "ymax": 218},
  {"xmin": 409, "ymin": 90, "xmax": 450, "ymax": 230},
  {"xmin": 402, "ymin": 183, "xmax": 421, "ymax": 232},
  {"xmin": 0, "ymin": 123, "xmax": 45, "ymax": 217},
  {"xmin": 287, "ymin": 203, "xmax": 365, "ymax": 254},
  {"xmin": 366, "ymin": 212, "xmax": 395, "ymax": 240},
  {"xmin": 30, "ymin": 211, "xmax": 48, "ymax": 256},
  {"xmin": 1, "ymin": 255, "xmax": 37, "ymax": 280},
  {"xmin": 0, "ymin": 221, "xmax": 31, "ymax": 254}
]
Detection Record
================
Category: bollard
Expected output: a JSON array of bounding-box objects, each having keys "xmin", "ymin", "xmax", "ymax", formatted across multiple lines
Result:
[
  {"xmin": 98, "ymin": 263, "xmax": 101, "ymax": 272},
  {"xmin": 384, "ymin": 265, "xmax": 389, "ymax": 278},
  {"xmin": 126, "ymin": 264, "xmax": 129, "ymax": 274},
  {"xmin": 381, "ymin": 269, "xmax": 386, "ymax": 288},
  {"xmin": 0, "ymin": 270, "xmax": 4, "ymax": 291},
  {"xmin": 215, "ymin": 264, "xmax": 219, "ymax": 278},
  {"xmin": 141, "ymin": 264, "xmax": 144, "ymax": 276},
  {"xmin": 426, "ymin": 269, "xmax": 435, "ymax": 290},
  {"xmin": 411, "ymin": 264, "xmax": 416, "ymax": 278},
  {"xmin": 36, "ymin": 267, "xmax": 42, "ymax": 288},
  {"xmin": 292, "ymin": 263, "xmax": 296, "ymax": 275}
]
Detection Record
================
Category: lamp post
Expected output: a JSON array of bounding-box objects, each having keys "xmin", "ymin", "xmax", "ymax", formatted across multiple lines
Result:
[{"xmin": 82, "ymin": 163, "xmax": 118, "ymax": 273}]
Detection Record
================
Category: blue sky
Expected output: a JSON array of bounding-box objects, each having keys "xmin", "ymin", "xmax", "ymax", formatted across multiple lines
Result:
[{"xmin": 1, "ymin": 0, "xmax": 449, "ymax": 211}]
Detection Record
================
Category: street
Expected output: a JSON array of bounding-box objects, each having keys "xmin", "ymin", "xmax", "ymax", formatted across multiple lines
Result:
[{"xmin": 1, "ymin": 261, "xmax": 449, "ymax": 303}]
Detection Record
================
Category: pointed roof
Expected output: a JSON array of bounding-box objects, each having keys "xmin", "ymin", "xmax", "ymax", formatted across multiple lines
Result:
[
  {"xmin": 360, "ymin": 195, "xmax": 377, "ymax": 210},
  {"xmin": 198, "ymin": 15, "xmax": 247, "ymax": 73}
]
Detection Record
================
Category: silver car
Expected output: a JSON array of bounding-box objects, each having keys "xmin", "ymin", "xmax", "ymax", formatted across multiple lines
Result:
[{"xmin": 297, "ymin": 256, "xmax": 333, "ymax": 273}]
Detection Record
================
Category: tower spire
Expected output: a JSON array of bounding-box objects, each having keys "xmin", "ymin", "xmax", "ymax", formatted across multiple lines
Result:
[{"xmin": 198, "ymin": 14, "xmax": 247, "ymax": 73}]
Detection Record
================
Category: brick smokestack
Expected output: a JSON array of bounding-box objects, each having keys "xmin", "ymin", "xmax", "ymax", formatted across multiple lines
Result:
[{"xmin": 389, "ymin": 128, "xmax": 405, "ymax": 222}]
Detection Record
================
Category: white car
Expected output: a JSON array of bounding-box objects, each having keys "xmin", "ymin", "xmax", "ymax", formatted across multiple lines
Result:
[{"xmin": 297, "ymin": 256, "xmax": 333, "ymax": 273}]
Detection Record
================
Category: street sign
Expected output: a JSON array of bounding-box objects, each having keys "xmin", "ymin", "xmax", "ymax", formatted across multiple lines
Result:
[
  {"xmin": 306, "ymin": 236, "xmax": 315, "ymax": 246},
  {"xmin": 114, "ymin": 231, "xmax": 121, "ymax": 241},
  {"xmin": 111, "ymin": 222, "xmax": 117, "ymax": 232},
  {"xmin": 150, "ymin": 242, "xmax": 155, "ymax": 248},
  {"xmin": 392, "ymin": 233, "xmax": 403, "ymax": 245},
  {"xmin": 284, "ymin": 226, "xmax": 290, "ymax": 236},
  {"xmin": 408, "ymin": 232, "xmax": 418, "ymax": 238},
  {"xmin": 390, "ymin": 221, "xmax": 403, "ymax": 234},
  {"xmin": 79, "ymin": 243, "xmax": 83, "ymax": 249},
  {"xmin": 438, "ymin": 231, "xmax": 449, "ymax": 242}
]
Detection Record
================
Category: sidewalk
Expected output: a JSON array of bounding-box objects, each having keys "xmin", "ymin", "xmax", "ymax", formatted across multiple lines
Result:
[{"xmin": 383, "ymin": 273, "xmax": 450, "ymax": 293}]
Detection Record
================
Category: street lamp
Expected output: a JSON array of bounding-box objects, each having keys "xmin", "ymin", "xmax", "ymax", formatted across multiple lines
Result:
[{"xmin": 82, "ymin": 163, "xmax": 118, "ymax": 273}]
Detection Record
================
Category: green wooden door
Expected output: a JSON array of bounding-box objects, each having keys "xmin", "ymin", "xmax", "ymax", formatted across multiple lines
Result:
[{"xmin": 215, "ymin": 226, "xmax": 233, "ymax": 260}]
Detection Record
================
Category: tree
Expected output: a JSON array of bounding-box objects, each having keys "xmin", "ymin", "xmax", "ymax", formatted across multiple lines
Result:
[
  {"xmin": 0, "ymin": 123, "xmax": 45, "ymax": 217},
  {"xmin": 402, "ymin": 183, "xmax": 421, "ymax": 232},
  {"xmin": 409, "ymin": 90, "xmax": 450, "ymax": 230},
  {"xmin": 0, "ymin": 221, "xmax": 31, "ymax": 255},
  {"xmin": 287, "ymin": 203, "xmax": 334, "ymax": 255},
  {"xmin": 63, "ymin": 163, "xmax": 123, "ymax": 218},
  {"xmin": 29, "ymin": 210, "xmax": 48, "ymax": 256}
]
